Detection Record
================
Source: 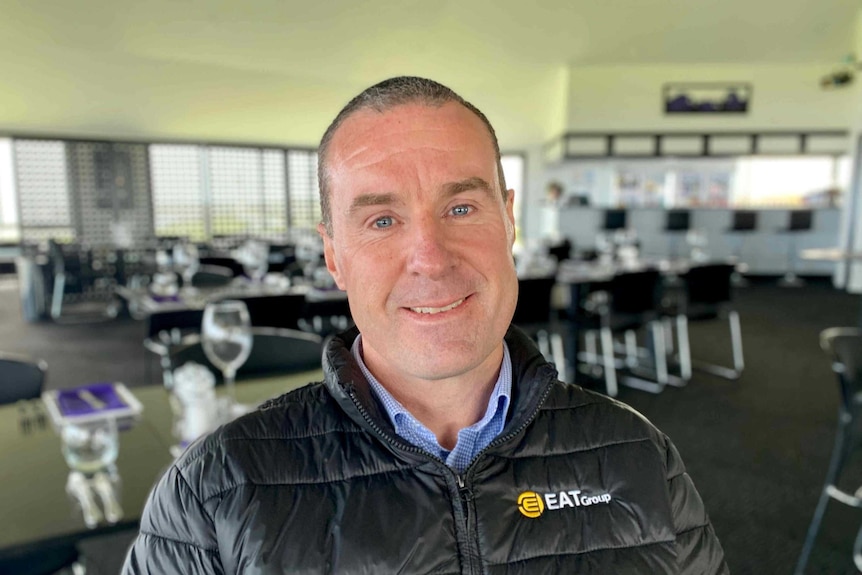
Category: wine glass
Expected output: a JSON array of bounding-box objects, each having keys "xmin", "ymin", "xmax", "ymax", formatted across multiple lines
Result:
[
  {"xmin": 238, "ymin": 240, "xmax": 269, "ymax": 284},
  {"xmin": 201, "ymin": 300, "xmax": 252, "ymax": 404},
  {"xmin": 172, "ymin": 242, "xmax": 200, "ymax": 289}
]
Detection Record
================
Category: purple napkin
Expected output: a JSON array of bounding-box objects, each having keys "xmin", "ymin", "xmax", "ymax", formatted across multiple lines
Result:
[
  {"xmin": 150, "ymin": 294, "xmax": 182, "ymax": 303},
  {"xmin": 56, "ymin": 383, "xmax": 128, "ymax": 417}
]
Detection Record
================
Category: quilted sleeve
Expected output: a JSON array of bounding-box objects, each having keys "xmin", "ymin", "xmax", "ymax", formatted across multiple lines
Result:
[
  {"xmin": 664, "ymin": 436, "xmax": 730, "ymax": 575},
  {"xmin": 121, "ymin": 462, "xmax": 224, "ymax": 575}
]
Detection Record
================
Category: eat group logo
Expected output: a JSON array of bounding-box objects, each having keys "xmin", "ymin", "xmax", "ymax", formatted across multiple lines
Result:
[{"xmin": 517, "ymin": 489, "xmax": 612, "ymax": 518}]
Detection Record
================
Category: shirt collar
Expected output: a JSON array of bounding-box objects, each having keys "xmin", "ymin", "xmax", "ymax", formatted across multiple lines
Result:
[{"xmin": 350, "ymin": 334, "xmax": 512, "ymax": 454}]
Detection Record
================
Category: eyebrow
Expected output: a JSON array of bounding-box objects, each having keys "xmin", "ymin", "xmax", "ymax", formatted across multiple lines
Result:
[
  {"xmin": 347, "ymin": 177, "xmax": 495, "ymax": 215},
  {"xmin": 348, "ymin": 192, "xmax": 401, "ymax": 215},
  {"xmin": 443, "ymin": 177, "xmax": 494, "ymax": 199}
]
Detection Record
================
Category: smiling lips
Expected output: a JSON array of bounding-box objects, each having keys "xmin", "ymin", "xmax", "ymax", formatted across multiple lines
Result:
[{"xmin": 408, "ymin": 297, "xmax": 466, "ymax": 315}]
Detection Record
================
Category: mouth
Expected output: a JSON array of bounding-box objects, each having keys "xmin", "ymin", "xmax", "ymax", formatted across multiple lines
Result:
[{"xmin": 408, "ymin": 297, "xmax": 466, "ymax": 315}]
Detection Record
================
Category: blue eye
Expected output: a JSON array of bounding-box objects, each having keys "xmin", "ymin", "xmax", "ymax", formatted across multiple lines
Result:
[
  {"xmin": 452, "ymin": 205, "xmax": 471, "ymax": 216},
  {"xmin": 374, "ymin": 216, "xmax": 394, "ymax": 229}
]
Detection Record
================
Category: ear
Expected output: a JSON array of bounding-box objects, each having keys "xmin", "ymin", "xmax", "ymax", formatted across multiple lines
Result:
[
  {"xmin": 505, "ymin": 189, "xmax": 516, "ymax": 247},
  {"xmin": 318, "ymin": 222, "xmax": 346, "ymax": 290}
]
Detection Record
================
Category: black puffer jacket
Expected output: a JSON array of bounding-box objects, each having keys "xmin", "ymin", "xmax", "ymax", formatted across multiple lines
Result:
[{"xmin": 123, "ymin": 327, "xmax": 728, "ymax": 574}]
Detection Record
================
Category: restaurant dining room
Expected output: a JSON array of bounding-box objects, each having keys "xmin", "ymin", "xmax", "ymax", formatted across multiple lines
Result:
[{"xmin": 2, "ymin": 0, "xmax": 862, "ymax": 573}]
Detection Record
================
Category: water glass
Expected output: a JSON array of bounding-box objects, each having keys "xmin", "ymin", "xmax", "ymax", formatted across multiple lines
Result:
[
  {"xmin": 172, "ymin": 242, "xmax": 200, "ymax": 288},
  {"xmin": 60, "ymin": 418, "xmax": 119, "ymax": 475},
  {"xmin": 201, "ymin": 300, "xmax": 253, "ymax": 402},
  {"xmin": 238, "ymin": 240, "xmax": 269, "ymax": 283}
]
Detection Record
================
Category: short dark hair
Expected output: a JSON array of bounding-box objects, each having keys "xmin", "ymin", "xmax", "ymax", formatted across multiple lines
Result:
[{"xmin": 317, "ymin": 76, "xmax": 507, "ymax": 236}]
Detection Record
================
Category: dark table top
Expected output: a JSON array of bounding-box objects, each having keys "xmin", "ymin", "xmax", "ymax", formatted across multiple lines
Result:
[{"xmin": 0, "ymin": 370, "xmax": 322, "ymax": 559}]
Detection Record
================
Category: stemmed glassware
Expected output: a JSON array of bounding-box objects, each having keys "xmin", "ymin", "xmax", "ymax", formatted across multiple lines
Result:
[
  {"xmin": 237, "ymin": 240, "xmax": 269, "ymax": 285},
  {"xmin": 201, "ymin": 300, "xmax": 252, "ymax": 404},
  {"xmin": 172, "ymin": 241, "xmax": 200, "ymax": 290}
]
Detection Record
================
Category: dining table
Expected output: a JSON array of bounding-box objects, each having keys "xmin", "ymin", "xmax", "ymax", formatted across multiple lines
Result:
[
  {"xmin": 0, "ymin": 369, "xmax": 323, "ymax": 563},
  {"xmin": 800, "ymin": 247, "xmax": 862, "ymax": 328}
]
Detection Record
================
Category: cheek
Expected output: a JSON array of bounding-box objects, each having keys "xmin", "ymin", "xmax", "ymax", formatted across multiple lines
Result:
[{"xmin": 337, "ymin": 247, "xmax": 394, "ymax": 299}]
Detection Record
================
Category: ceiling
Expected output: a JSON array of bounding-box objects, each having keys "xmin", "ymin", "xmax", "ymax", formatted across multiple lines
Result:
[
  {"xmin": 1, "ymin": 0, "xmax": 860, "ymax": 147},
  {"xmin": 6, "ymin": 0, "xmax": 860, "ymax": 77}
]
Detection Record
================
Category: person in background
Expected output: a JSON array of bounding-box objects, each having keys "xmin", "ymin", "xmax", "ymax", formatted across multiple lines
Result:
[
  {"xmin": 122, "ymin": 76, "xmax": 728, "ymax": 574},
  {"xmin": 546, "ymin": 180, "xmax": 565, "ymax": 205}
]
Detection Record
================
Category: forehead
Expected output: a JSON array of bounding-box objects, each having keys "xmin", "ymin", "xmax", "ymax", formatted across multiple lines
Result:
[{"xmin": 326, "ymin": 102, "xmax": 497, "ymax": 188}]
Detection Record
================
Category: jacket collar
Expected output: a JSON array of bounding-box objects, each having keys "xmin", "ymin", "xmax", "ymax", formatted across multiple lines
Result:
[{"xmin": 322, "ymin": 325, "xmax": 559, "ymax": 443}]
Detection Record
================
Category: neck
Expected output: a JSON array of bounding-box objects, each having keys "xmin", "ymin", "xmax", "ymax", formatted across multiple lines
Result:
[{"xmin": 364, "ymin": 344, "xmax": 505, "ymax": 451}]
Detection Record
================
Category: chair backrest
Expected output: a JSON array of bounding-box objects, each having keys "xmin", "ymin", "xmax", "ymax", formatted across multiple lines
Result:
[
  {"xmin": 820, "ymin": 327, "xmax": 862, "ymax": 411},
  {"xmin": 191, "ymin": 264, "xmax": 234, "ymax": 288},
  {"xmin": 547, "ymin": 239, "xmax": 572, "ymax": 263},
  {"xmin": 168, "ymin": 327, "xmax": 323, "ymax": 383},
  {"xmin": 665, "ymin": 210, "xmax": 690, "ymax": 232},
  {"xmin": 682, "ymin": 263, "xmax": 735, "ymax": 305},
  {"xmin": 0, "ymin": 354, "xmax": 47, "ymax": 405},
  {"xmin": 512, "ymin": 277, "xmax": 556, "ymax": 325},
  {"xmin": 146, "ymin": 308, "xmax": 205, "ymax": 341},
  {"xmin": 241, "ymin": 293, "xmax": 309, "ymax": 330},
  {"xmin": 609, "ymin": 269, "xmax": 662, "ymax": 315},
  {"xmin": 603, "ymin": 209, "xmax": 628, "ymax": 231},
  {"xmin": 198, "ymin": 256, "xmax": 244, "ymax": 277},
  {"xmin": 731, "ymin": 210, "xmax": 757, "ymax": 232},
  {"xmin": 788, "ymin": 210, "xmax": 813, "ymax": 231}
]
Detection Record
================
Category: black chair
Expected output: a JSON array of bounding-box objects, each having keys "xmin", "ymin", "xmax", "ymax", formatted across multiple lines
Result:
[
  {"xmin": 198, "ymin": 256, "xmax": 244, "ymax": 278},
  {"xmin": 512, "ymin": 276, "xmax": 566, "ymax": 382},
  {"xmin": 603, "ymin": 209, "xmax": 628, "ymax": 231},
  {"xmin": 143, "ymin": 308, "xmax": 206, "ymax": 385},
  {"xmin": 546, "ymin": 238, "xmax": 573, "ymax": 264},
  {"xmin": 48, "ymin": 240, "xmax": 119, "ymax": 324},
  {"xmin": 190, "ymin": 264, "xmax": 234, "ymax": 288},
  {"xmin": 779, "ymin": 210, "xmax": 814, "ymax": 287},
  {"xmin": 0, "ymin": 542, "xmax": 82, "ymax": 575},
  {"xmin": 795, "ymin": 328, "xmax": 862, "ymax": 574},
  {"xmin": 674, "ymin": 263, "xmax": 744, "ymax": 381},
  {"xmin": 163, "ymin": 327, "xmax": 323, "ymax": 386},
  {"xmin": 665, "ymin": 210, "xmax": 691, "ymax": 259},
  {"xmin": 0, "ymin": 353, "xmax": 47, "ymax": 405},
  {"xmin": 242, "ymin": 293, "xmax": 310, "ymax": 330},
  {"xmin": 726, "ymin": 211, "xmax": 758, "ymax": 286},
  {"xmin": 581, "ymin": 269, "xmax": 669, "ymax": 396},
  {"xmin": 301, "ymin": 295, "xmax": 353, "ymax": 337}
]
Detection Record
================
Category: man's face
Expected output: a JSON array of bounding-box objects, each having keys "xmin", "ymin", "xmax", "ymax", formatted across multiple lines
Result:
[{"xmin": 320, "ymin": 101, "xmax": 517, "ymax": 384}]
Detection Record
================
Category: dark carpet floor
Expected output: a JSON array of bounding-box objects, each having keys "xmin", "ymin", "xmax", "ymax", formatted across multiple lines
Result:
[{"xmin": 1, "ymin": 276, "xmax": 861, "ymax": 573}]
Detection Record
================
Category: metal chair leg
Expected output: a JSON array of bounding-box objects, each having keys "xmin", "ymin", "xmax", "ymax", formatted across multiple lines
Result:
[
  {"xmin": 691, "ymin": 310, "xmax": 744, "ymax": 380},
  {"xmin": 550, "ymin": 333, "xmax": 567, "ymax": 383},
  {"xmin": 794, "ymin": 412, "xmax": 853, "ymax": 575},
  {"xmin": 600, "ymin": 327, "xmax": 618, "ymax": 397},
  {"xmin": 651, "ymin": 321, "xmax": 669, "ymax": 386},
  {"xmin": 537, "ymin": 330, "xmax": 551, "ymax": 359},
  {"xmin": 676, "ymin": 314, "xmax": 692, "ymax": 381},
  {"xmin": 730, "ymin": 310, "xmax": 744, "ymax": 372},
  {"xmin": 51, "ymin": 272, "xmax": 66, "ymax": 320},
  {"xmin": 624, "ymin": 331, "xmax": 638, "ymax": 368}
]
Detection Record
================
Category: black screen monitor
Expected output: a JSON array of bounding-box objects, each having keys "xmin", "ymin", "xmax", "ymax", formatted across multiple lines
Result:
[
  {"xmin": 731, "ymin": 210, "xmax": 757, "ymax": 231},
  {"xmin": 788, "ymin": 210, "xmax": 813, "ymax": 231},
  {"xmin": 603, "ymin": 209, "xmax": 627, "ymax": 231},
  {"xmin": 666, "ymin": 210, "xmax": 690, "ymax": 232}
]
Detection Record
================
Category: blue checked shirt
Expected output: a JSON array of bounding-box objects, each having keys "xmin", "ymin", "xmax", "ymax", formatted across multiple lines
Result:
[{"xmin": 351, "ymin": 335, "xmax": 512, "ymax": 474}]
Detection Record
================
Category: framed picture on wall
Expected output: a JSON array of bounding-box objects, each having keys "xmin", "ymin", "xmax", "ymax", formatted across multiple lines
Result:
[{"xmin": 663, "ymin": 83, "xmax": 751, "ymax": 114}]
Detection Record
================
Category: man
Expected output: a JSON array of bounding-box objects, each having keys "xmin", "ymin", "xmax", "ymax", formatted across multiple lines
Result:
[{"xmin": 123, "ymin": 76, "xmax": 728, "ymax": 574}]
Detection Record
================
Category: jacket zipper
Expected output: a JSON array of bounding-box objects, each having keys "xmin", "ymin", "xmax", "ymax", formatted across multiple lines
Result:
[
  {"xmin": 345, "ymin": 366, "xmax": 555, "ymax": 573},
  {"xmin": 346, "ymin": 389, "xmax": 479, "ymax": 572},
  {"xmin": 456, "ymin": 474, "xmax": 479, "ymax": 575}
]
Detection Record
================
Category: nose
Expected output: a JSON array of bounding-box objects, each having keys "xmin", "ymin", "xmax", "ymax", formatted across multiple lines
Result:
[{"xmin": 404, "ymin": 216, "xmax": 457, "ymax": 278}]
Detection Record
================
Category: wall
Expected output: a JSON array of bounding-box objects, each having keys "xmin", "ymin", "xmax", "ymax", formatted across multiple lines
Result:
[
  {"xmin": 565, "ymin": 63, "xmax": 856, "ymax": 132},
  {"xmin": 555, "ymin": 207, "xmax": 842, "ymax": 276}
]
